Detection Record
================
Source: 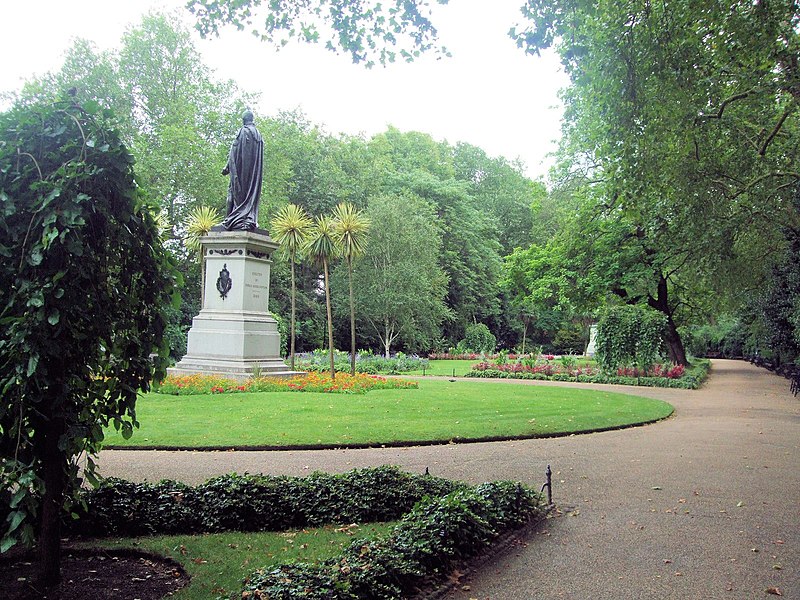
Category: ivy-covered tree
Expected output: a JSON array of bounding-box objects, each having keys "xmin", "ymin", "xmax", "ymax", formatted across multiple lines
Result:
[{"xmin": 0, "ymin": 99, "xmax": 177, "ymax": 585}]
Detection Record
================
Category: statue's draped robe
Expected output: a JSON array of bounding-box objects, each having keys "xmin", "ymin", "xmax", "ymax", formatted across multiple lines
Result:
[{"xmin": 223, "ymin": 123, "xmax": 263, "ymax": 230}]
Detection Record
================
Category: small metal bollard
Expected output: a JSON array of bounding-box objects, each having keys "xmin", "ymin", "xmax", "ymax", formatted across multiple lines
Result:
[{"xmin": 540, "ymin": 464, "xmax": 553, "ymax": 505}]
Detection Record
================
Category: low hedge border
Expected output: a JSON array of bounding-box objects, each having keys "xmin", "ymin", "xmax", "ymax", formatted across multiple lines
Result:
[
  {"xmin": 65, "ymin": 467, "xmax": 545, "ymax": 600},
  {"xmin": 68, "ymin": 466, "xmax": 462, "ymax": 537},
  {"xmin": 241, "ymin": 480, "xmax": 544, "ymax": 600},
  {"xmin": 464, "ymin": 358, "xmax": 710, "ymax": 389}
]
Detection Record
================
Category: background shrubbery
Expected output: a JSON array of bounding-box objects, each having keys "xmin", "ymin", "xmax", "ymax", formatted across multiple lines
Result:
[{"xmin": 295, "ymin": 349, "xmax": 428, "ymax": 374}]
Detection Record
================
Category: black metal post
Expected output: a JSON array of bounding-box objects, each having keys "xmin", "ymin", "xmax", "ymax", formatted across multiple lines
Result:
[{"xmin": 540, "ymin": 464, "xmax": 553, "ymax": 505}]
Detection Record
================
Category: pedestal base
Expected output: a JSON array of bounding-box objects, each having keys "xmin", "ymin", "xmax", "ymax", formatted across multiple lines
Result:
[{"xmin": 170, "ymin": 230, "xmax": 302, "ymax": 381}]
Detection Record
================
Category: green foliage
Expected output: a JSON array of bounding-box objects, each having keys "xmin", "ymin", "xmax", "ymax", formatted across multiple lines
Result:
[
  {"xmin": 595, "ymin": 305, "xmax": 668, "ymax": 372},
  {"xmin": 241, "ymin": 480, "xmax": 543, "ymax": 599},
  {"xmin": 189, "ymin": 0, "xmax": 451, "ymax": 68},
  {"xmin": 681, "ymin": 316, "xmax": 746, "ymax": 358},
  {"xmin": 461, "ymin": 323, "xmax": 497, "ymax": 354},
  {"xmin": 512, "ymin": 0, "xmax": 799, "ymax": 365},
  {"xmin": 296, "ymin": 349, "xmax": 428, "ymax": 374},
  {"xmin": 0, "ymin": 98, "xmax": 177, "ymax": 564},
  {"xmin": 70, "ymin": 466, "xmax": 464, "ymax": 537},
  {"xmin": 344, "ymin": 193, "xmax": 451, "ymax": 356}
]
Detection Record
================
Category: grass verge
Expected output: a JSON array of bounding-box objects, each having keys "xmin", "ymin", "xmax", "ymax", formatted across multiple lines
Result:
[
  {"xmin": 105, "ymin": 379, "xmax": 673, "ymax": 449},
  {"xmin": 79, "ymin": 523, "xmax": 394, "ymax": 600}
]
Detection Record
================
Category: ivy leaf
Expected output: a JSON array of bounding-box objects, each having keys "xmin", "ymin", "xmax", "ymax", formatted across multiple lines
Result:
[
  {"xmin": 7, "ymin": 510, "xmax": 25, "ymax": 533},
  {"xmin": 28, "ymin": 249, "xmax": 43, "ymax": 266},
  {"xmin": 47, "ymin": 310, "xmax": 60, "ymax": 326},
  {"xmin": 26, "ymin": 355, "xmax": 38, "ymax": 377},
  {"xmin": 0, "ymin": 536, "xmax": 17, "ymax": 553}
]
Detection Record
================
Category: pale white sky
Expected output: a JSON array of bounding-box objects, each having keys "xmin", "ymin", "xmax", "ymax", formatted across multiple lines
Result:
[{"xmin": 0, "ymin": 0, "xmax": 569, "ymax": 179}]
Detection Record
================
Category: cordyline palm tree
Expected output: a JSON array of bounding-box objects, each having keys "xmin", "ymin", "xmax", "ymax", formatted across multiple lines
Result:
[
  {"xmin": 271, "ymin": 203, "xmax": 312, "ymax": 370},
  {"xmin": 186, "ymin": 205, "xmax": 222, "ymax": 305},
  {"xmin": 332, "ymin": 202, "xmax": 370, "ymax": 375},
  {"xmin": 304, "ymin": 214, "xmax": 340, "ymax": 379}
]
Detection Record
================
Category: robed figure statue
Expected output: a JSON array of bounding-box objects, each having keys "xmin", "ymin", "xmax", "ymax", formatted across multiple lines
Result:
[{"xmin": 221, "ymin": 110, "xmax": 264, "ymax": 230}]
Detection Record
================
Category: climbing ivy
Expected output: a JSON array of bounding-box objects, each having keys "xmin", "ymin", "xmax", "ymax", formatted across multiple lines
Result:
[
  {"xmin": 595, "ymin": 305, "xmax": 667, "ymax": 372},
  {"xmin": 0, "ymin": 97, "xmax": 178, "ymax": 584}
]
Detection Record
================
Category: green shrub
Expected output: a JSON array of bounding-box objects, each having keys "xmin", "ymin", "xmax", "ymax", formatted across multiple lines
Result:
[
  {"xmin": 460, "ymin": 323, "xmax": 497, "ymax": 354},
  {"xmin": 69, "ymin": 466, "xmax": 463, "ymax": 537},
  {"xmin": 241, "ymin": 482, "xmax": 543, "ymax": 599}
]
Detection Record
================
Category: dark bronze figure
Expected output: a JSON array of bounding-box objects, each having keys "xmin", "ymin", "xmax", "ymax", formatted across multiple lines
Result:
[{"xmin": 221, "ymin": 110, "xmax": 263, "ymax": 231}]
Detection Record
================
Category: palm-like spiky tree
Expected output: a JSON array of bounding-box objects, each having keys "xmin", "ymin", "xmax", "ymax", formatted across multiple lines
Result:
[
  {"xmin": 271, "ymin": 204, "xmax": 312, "ymax": 370},
  {"xmin": 186, "ymin": 205, "xmax": 222, "ymax": 305},
  {"xmin": 304, "ymin": 214, "xmax": 340, "ymax": 378},
  {"xmin": 332, "ymin": 202, "xmax": 370, "ymax": 375}
]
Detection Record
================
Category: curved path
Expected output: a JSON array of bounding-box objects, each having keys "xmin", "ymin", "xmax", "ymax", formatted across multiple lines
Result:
[{"xmin": 98, "ymin": 360, "xmax": 799, "ymax": 599}]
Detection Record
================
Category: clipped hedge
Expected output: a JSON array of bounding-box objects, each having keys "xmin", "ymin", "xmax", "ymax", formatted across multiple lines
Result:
[
  {"xmin": 69, "ymin": 466, "xmax": 463, "ymax": 537},
  {"xmin": 242, "ymin": 481, "xmax": 544, "ymax": 599},
  {"xmin": 464, "ymin": 359, "xmax": 710, "ymax": 389}
]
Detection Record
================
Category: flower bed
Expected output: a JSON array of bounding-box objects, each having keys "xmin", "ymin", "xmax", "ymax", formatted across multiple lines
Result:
[
  {"xmin": 157, "ymin": 372, "xmax": 418, "ymax": 395},
  {"xmin": 471, "ymin": 362, "xmax": 601, "ymax": 377},
  {"xmin": 466, "ymin": 359, "xmax": 709, "ymax": 389}
]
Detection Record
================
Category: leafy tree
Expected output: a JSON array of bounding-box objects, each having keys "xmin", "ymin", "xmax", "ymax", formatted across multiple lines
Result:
[
  {"xmin": 188, "ymin": 0, "xmax": 450, "ymax": 68},
  {"xmin": 304, "ymin": 214, "xmax": 341, "ymax": 377},
  {"xmin": 509, "ymin": 0, "xmax": 799, "ymax": 364},
  {"xmin": 346, "ymin": 194, "xmax": 451, "ymax": 356},
  {"xmin": 0, "ymin": 99, "xmax": 177, "ymax": 585},
  {"xmin": 332, "ymin": 202, "xmax": 371, "ymax": 375},
  {"xmin": 271, "ymin": 203, "xmax": 313, "ymax": 370}
]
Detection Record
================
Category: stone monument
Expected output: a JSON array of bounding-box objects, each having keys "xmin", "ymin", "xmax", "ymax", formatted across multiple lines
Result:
[{"xmin": 171, "ymin": 111, "xmax": 297, "ymax": 379}]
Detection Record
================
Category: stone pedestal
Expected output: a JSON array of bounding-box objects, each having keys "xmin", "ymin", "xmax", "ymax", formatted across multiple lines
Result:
[{"xmin": 170, "ymin": 229, "xmax": 299, "ymax": 379}]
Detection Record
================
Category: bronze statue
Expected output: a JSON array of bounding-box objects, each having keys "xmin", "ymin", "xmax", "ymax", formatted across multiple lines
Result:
[{"xmin": 221, "ymin": 110, "xmax": 263, "ymax": 230}]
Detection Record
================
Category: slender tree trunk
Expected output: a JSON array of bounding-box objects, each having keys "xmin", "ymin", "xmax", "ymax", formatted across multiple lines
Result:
[
  {"xmin": 521, "ymin": 317, "xmax": 528, "ymax": 355},
  {"xmin": 323, "ymin": 258, "xmax": 335, "ymax": 379},
  {"xmin": 347, "ymin": 257, "xmax": 356, "ymax": 376},
  {"xmin": 36, "ymin": 416, "xmax": 67, "ymax": 587},
  {"xmin": 289, "ymin": 253, "xmax": 296, "ymax": 371},
  {"xmin": 383, "ymin": 318, "xmax": 391, "ymax": 358}
]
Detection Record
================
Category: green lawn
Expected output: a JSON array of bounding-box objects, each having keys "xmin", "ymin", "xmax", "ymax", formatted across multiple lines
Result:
[
  {"xmin": 106, "ymin": 379, "xmax": 673, "ymax": 448},
  {"xmin": 83, "ymin": 523, "xmax": 394, "ymax": 600},
  {"xmin": 406, "ymin": 359, "xmax": 475, "ymax": 376}
]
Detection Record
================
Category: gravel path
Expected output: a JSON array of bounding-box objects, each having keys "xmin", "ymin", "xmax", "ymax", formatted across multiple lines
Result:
[{"xmin": 98, "ymin": 359, "xmax": 799, "ymax": 599}]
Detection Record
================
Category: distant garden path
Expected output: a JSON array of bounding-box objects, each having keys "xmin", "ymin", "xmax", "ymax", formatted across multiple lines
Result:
[{"xmin": 98, "ymin": 360, "xmax": 799, "ymax": 599}]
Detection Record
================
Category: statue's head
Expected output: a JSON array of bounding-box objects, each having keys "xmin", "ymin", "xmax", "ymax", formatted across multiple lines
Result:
[{"xmin": 242, "ymin": 110, "xmax": 254, "ymax": 125}]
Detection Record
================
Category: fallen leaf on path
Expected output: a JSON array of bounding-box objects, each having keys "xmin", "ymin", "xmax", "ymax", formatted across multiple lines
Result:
[{"xmin": 766, "ymin": 587, "xmax": 782, "ymax": 596}]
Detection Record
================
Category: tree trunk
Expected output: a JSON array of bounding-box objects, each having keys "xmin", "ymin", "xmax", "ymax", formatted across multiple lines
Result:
[
  {"xmin": 664, "ymin": 315, "xmax": 688, "ymax": 366},
  {"xmin": 36, "ymin": 416, "xmax": 67, "ymax": 587},
  {"xmin": 323, "ymin": 258, "xmax": 335, "ymax": 379},
  {"xmin": 383, "ymin": 318, "xmax": 392, "ymax": 358},
  {"xmin": 647, "ymin": 273, "xmax": 689, "ymax": 366},
  {"xmin": 348, "ymin": 257, "xmax": 356, "ymax": 376},
  {"xmin": 289, "ymin": 254, "xmax": 296, "ymax": 371}
]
